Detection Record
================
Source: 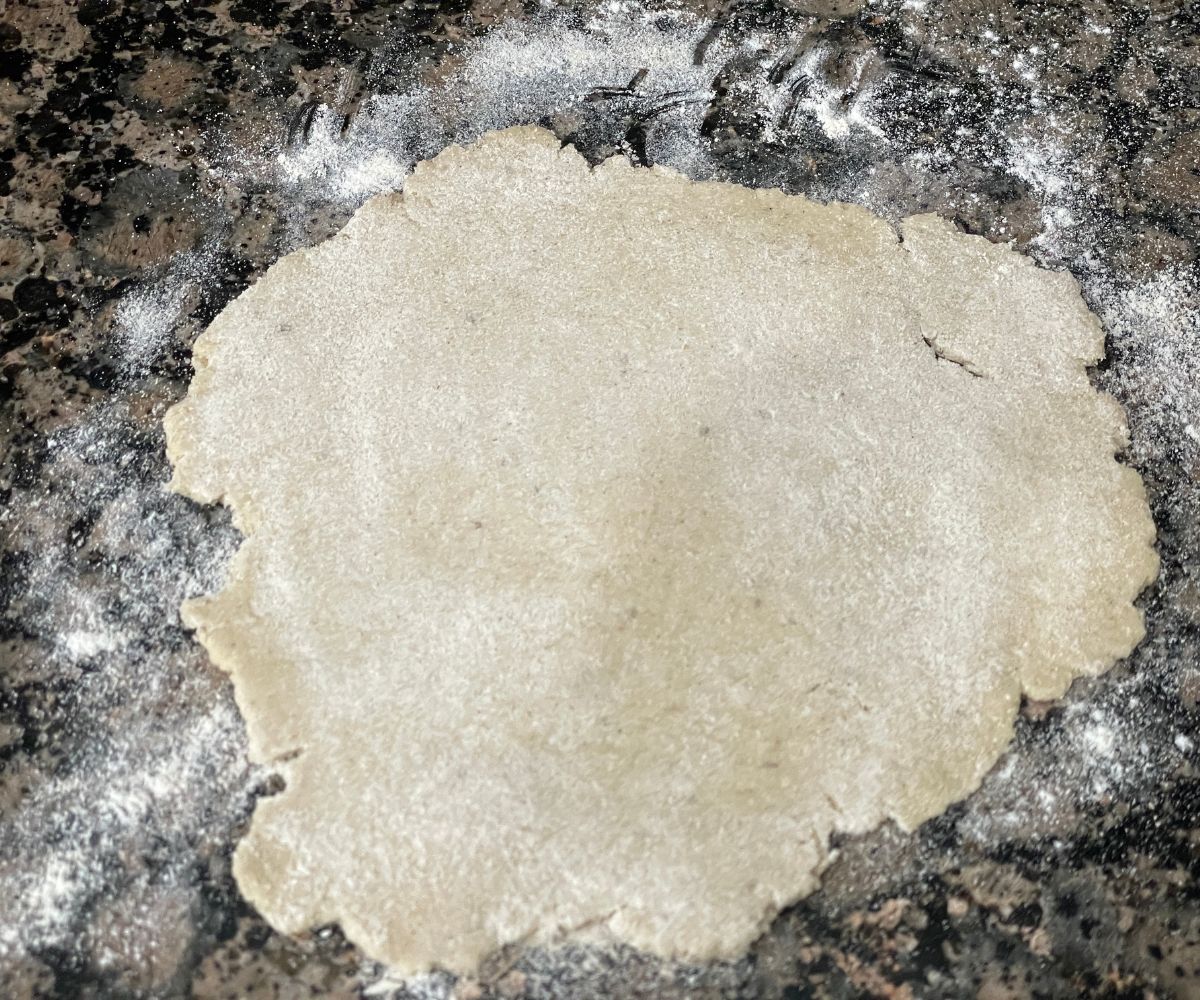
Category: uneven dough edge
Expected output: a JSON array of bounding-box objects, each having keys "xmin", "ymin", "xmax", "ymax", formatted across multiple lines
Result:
[{"xmin": 164, "ymin": 126, "xmax": 1159, "ymax": 976}]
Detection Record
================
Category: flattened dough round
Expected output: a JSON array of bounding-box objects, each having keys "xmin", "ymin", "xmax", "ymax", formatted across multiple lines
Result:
[{"xmin": 166, "ymin": 127, "xmax": 1157, "ymax": 974}]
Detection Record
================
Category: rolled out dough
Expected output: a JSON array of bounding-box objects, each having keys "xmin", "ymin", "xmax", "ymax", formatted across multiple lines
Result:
[{"xmin": 165, "ymin": 126, "xmax": 1157, "ymax": 974}]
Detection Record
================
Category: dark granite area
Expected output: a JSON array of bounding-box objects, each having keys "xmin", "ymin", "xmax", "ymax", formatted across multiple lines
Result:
[{"xmin": 1, "ymin": 1, "xmax": 1198, "ymax": 998}]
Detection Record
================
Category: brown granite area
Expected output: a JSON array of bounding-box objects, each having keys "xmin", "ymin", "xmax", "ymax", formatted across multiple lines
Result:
[{"xmin": 1, "ymin": 1, "xmax": 1198, "ymax": 998}]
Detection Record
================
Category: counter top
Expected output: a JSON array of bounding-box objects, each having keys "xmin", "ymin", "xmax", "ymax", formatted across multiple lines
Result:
[{"xmin": 1, "ymin": 1, "xmax": 1198, "ymax": 997}]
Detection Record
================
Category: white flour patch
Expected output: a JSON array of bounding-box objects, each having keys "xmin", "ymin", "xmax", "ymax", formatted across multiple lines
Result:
[
  {"xmin": 62, "ymin": 627, "xmax": 125, "ymax": 659},
  {"xmin": 0, "ymin": 403, "xmax": 251, "ymax": 966},
  {"xmin": 223, "ymin": 3, "xmax": 891, "ymax": 220},
  {"xmin": 111, "ymin": 244, "xmax": 223, "ymax": 379},
  {"xmin": 771, "ymin": 47, "xmax": 886, "ymax": 141},
  {"xmin": 1095, "ymin": 267, "xmax": 1200, "ymax": 469},
  {"xmin": 242, "ymin": 5, "xmax": 742, "ymax": 210},
  {"xmin": 274, "ymin": 102, "xmax": 415, "ymax": 201},
  {"xmin": 113, "ymin": 282, "xmax": 188, "ymax": 377},
  {"xmin": 0, "ymin": 705, "xmax": 245, "ymax": 957},
  {"xmin": 956, "ymin": 672, "xmax": 1170, "ymax": 847}
]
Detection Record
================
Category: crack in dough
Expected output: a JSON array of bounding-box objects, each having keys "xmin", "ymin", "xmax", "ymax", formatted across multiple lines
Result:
[{"xmin": 165, "ymin": 126, "xmax": 1158, "ymax": 975}]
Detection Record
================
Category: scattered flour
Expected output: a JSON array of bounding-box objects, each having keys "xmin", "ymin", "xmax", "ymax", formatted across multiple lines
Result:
[
  {"xmin": 6, "ymin": 0, "xmax": 1195, "ymax": 989},
  {"xmin": 226, "ymin": 3, "xmax": 892, "ymax": 213},
  {"xmin": 759, "ymin": 46, "xmax": 886, "ymax": 142},
  {"xmin": 1096, "ymin": 267, "xmax": 1200, "ymax": 468},
  {"xmin": 250, "ymin": 5, "xmax": 742, "ymax": 205},
  {"xmin": 111, "ymin": 245, "xmax": 222, "ymax": 378},
  {"xmin": 0, "ymin": 403, "xmax": 250, "ymax": 968}
]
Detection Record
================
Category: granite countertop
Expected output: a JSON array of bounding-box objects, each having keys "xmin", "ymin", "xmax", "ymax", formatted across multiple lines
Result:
[{"xmin": 1, "ymin": 1, "xmax": 1198, "ymax": 998}]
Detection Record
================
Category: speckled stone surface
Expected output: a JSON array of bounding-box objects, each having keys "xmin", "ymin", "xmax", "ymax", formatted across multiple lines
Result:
[{"xmin": 1, "ymin": 1, "xmax": 1198, "ymax": 998}]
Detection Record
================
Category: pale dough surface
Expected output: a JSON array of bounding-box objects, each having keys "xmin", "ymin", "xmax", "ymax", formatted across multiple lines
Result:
[{"xmin": 165, "ymin": 127, "xmax": 1158, "ymax": 974}]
